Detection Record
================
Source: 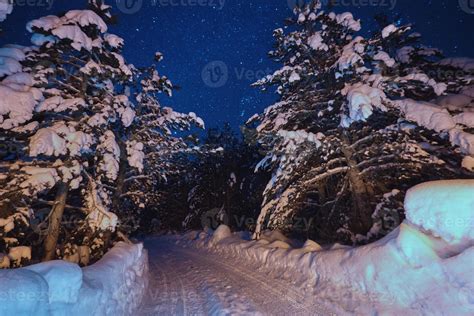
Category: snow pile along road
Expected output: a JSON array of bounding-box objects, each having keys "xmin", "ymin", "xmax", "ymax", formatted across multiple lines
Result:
[
  {"xmin": 1, "ymin": 181, "xmax": 471, "ymax": 315},
  {"xmin": 0, "ymin": 242, "xmax": 149, "ymax": 316},
  {"xmin": 179, "ymin": 180, "xmax": 474, "ymax": 315}
]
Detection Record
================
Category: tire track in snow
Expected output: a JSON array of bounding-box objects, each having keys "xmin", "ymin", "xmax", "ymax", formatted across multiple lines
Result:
[
  {"xmin": 141, "ymin": 240, "xmax": 246, "ymax": 315},
  {"xmin": 140, "ymin": 255, "xmax": 176, "ymax": 314},
  {"xmin": 139, "ymin": 237, "xmax": 340, "ymax": 316},
  {"xmin": 140, "ymin": 246, "xmax": 197, "ymax": 315},
  {"xmin": 176, "ymin": 246, "xmax": 335, "ymax": 316}
]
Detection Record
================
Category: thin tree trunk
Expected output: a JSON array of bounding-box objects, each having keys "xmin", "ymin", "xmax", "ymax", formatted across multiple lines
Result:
[
  {"xmin": 316, "ymin": 180, "xmax": 327, "ymax": 205},
  {"xmin": 43, "ymin": 182, "xmax": 68, "ymax": 262},
  {"xmin": 112, "ymin": 140, "xmax": 128, "ymax": 211},
  {"xmin": 340, "ymin": 132, "xmax": 374, "ymax": 234}
]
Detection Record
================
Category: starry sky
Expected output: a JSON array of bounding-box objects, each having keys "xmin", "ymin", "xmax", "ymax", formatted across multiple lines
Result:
[{"xmin": 2, "ymin": 0, "xmax": 474, "ymax": 131}]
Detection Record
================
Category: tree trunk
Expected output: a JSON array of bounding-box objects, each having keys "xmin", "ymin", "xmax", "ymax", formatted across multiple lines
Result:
[
  {"xmin": 340, "ymin": 132, "xmax": 374, "ymax": 235},
  {"xmin": 316, "ymin": 180, "xmax": 327, "ymax": 205},
  {"xmin": 112, "ymin": 140, "xmax": 128, "ymax": 211},
  {"xmin": 43, "ymin": 182, "xmax": 68, "ymax": 262}
]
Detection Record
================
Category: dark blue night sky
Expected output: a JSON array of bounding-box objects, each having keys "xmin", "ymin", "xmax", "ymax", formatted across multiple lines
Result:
[{"xmin": 2, "ymin": 0, "xmax": 473, "ymax": 130}]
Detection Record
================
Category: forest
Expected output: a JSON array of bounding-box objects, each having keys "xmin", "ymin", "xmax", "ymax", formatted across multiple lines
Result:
[{"xmin": 0, "ymin": 1, "xmax": 473, "ymax": 315}]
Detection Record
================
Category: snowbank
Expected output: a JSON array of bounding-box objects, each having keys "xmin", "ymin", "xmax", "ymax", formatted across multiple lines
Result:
[
  {"xmin": 0, "ymin": 269, "xmax": 49, "ymax": 315},
  {"xmin": 25, "ymin": 261, "xmax": 83, "ymax": 304},
  {"xmin": 181, "ymin": 180, "xmax": 474, "ymax": 315},
  {"xmin": 211, "ymin": 224, "xmax": 232, "ymax": 244},
  {"xmin": 405, "ymin": 180, "xmax": 474, "ymax": 250},
  {"xmin": 0, "ymin": 242, "xmax": 148, "ymax": 316}
]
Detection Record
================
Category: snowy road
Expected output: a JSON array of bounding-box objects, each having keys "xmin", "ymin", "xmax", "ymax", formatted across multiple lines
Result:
[{"xmin": 138, "ymin": 237, "xmax": 339, "ymax": 316}]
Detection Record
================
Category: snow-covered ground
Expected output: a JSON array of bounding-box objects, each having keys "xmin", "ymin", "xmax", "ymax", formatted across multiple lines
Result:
[
  {"xmin": 139, "ymin": 236, "xmax": 339, "ymax": 315},
  {"xmin": 1, "ymin": 180, "xmax": 472, "ymax": 315},
  {"xmin": 141, "ymin": 180, "xmax": 473, "ymax": 315},
  {"xmin": 0, "ymin": 242, "xmax": 148, "ymax": 316}
]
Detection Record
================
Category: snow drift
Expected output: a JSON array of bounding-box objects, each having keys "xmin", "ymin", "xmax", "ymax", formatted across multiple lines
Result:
[
  {"xmin": 0, "ymin": 242, "xmax": 148, "ymax": 316},
  {"xmin": 181, "ymin": 180, "xmax": 474, "ymax": 315}
]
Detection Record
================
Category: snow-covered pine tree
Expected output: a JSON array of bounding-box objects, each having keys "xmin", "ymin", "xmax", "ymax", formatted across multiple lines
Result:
[
  {"xmin": 114, "ymin": 55, "xmax": 205, "ymax": 235},
  {"xmin": 0, "ymin": 0, "xmax": 13, "ymax": 24},
  {"xmin": 0, "ymin": 0, "xmax": 203, "ymax": 267},
  {"xmin": 249, "ymin": 0, "xmax": 473, "ymax": 243}
]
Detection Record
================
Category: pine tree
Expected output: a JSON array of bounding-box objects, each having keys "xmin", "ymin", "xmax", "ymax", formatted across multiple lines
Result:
[
  {"xmin": 249, "ymin": 0, "xmax": 473, "ymax": 243},
  {"xmin": 0, "ymin": 1, "xmax": 202, "ymax": 267}
]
